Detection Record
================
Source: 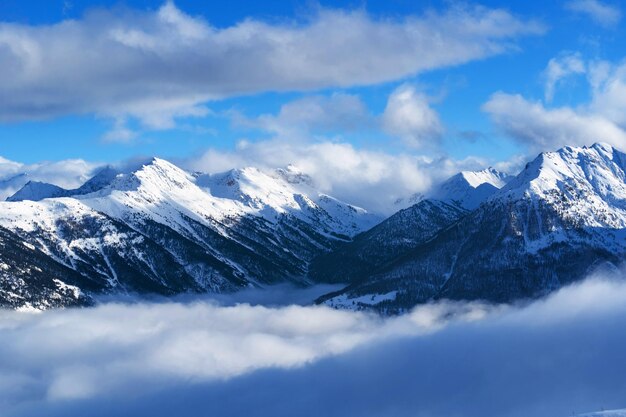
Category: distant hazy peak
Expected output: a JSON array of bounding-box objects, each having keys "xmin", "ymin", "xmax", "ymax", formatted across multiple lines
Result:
[
  {"xmin": 5, "ymin": 181, "xmax": 66, "ymax": 202},
  {"xmin": 458, "ymin": 167, "xmax": 512, "ymax": 189},
  {"xmin": 434, "ymin": 167, "xmax": 513, "ymax": 210}
]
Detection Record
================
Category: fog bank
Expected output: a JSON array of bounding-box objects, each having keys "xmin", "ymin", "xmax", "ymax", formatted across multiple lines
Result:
[{"xmin": 2, "ymin": 275, "xmax": 626, "ymax": 417}]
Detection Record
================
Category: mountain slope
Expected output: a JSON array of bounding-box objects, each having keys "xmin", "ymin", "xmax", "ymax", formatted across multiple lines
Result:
[
  {"xmin": 6, "ymin": 181, "xmax": 68, "ymax": 202},
  {"xmin": 308, "ymin": 199, "xmax": 467, "ymax": 284},
  {"xmin": 0, "ymin": 225, "xmax": 90, "ymax": 309},
  {"xmin": 322, "ymin": 143, "xmax": 626, "ymax": 312}
]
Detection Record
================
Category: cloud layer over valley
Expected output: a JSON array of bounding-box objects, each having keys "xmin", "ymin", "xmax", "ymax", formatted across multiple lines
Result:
[{"xmin": 2, "ymin": 273, "xmax": 626, "ymax": 417}]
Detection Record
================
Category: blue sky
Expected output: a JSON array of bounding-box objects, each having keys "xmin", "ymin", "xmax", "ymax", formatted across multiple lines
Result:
[{"xmin": 0, "ymin": 0, "xmax": 625, "ymax": 172}]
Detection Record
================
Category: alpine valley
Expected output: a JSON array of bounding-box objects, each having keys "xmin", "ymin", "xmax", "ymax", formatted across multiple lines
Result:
[{"xmin": 1, "ymin": 143, "xmax": 625, "ymax": 313}]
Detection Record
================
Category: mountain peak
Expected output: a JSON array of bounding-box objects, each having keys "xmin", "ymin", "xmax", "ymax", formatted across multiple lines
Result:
[
  {"xmin": 6, "ymin": 181, "xmax": 66, "ymax": 202},
  {"xmin": 107, "ymin": 157, "xmax": 193, "ymax": 192},
  {"xmin": 589, "ymin": 141, "xmax": 617, "ymax": 157},
  {"xmin": 458, "ymin": 167, "xmax": 511, "ymax": 188},
  {"xmin": 434, "ymin": 167, "xmax": 513, "ymax": 210},
  {"xmin": 495, "ymin": 143, "xmax": 626, "ymax": 231},
  {"xmin": 502, "ymin": 143, "xmax": 626, "ymax": 198}
]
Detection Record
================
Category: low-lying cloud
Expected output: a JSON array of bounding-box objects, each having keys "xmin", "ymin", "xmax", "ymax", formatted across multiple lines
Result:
[{"xmin": 2, "ymin": 273, "xmax": 626, "ymax": 417}]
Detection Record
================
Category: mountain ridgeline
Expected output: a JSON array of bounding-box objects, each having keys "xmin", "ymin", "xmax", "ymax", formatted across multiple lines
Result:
[
  {"xmin": 1, "ymin": 143, "xmax": 625, "ymax": 312},
  {"xmin": 0, "ymin": 160, "xmax": 380, "ymax": 309},
  {"xmin": 320, "ymin": 143, "xmax": 626, "ymax": 312}
]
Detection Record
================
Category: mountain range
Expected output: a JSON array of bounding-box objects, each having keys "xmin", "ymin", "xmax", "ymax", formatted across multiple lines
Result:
[
  {"xmin": 321, "ymin": 143, "xmax": 626, "ymax": 312},
  {"xmin": 0, "ymin": 159, "xmax": 379, "ymax": 309},
  {"xmin": 1, "ymin": 143, "xmax": 625, "ymax": 312}
]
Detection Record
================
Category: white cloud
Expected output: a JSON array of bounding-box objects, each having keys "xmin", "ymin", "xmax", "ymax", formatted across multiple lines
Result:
[
  {"xmin": 101, "ymin": 118, "xmax": 138, "ymax": 143},
  {"xmin": 482, "ymin": 92, "xmax": 626, "ymax": 151},
  {"xmin": 0, "ymin": 2, "xmax": 543, "ymax": 132},
  {"xmin": 589, "ymin": 60, "xmax": 626, "ymax": 128},
  {"xmin": 236, "ymin": 85, "xmax": 443, "ymax": 149},
  {"xmin": 565, "ymin": 0, "xmax": 622, "ymax": 27},
  {"xmin": 2, "ymin": 274, "xmax": 626, "ymax": 417},
  {"xmin": 543, "ymin": 52, "xmax": 586, "ymax": 102},
  {"xmin": 381, "ymin": 84, "xmax": 443, "ymax": 148},
  {"xmin": 234, "ymin": 93, "xmax": 372, "ymax": 136},
  {"xmin": 483, "ymin": 53, "xmax": 626, "ymax": 153},
  {"xmin": 182, "ymin": 138, "xmax": 486, "ymax": 214},
  {"xmin": 0, "ymin": 293, "xmax": 488, "ymax": 407}
]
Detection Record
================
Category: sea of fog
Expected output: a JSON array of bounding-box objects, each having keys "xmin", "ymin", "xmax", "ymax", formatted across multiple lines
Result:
[{"xmin": 1, "ymin": 274, "xmax": 626, "ymax": 417}]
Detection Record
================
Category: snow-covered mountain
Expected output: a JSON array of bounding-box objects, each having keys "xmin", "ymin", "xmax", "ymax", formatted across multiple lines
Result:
[
  {"xmin": 195, "ymin": 165, "xmax": 378, "ymax": 237},
  {"xmin": 433, "ymin": 167, "xmax": 513, "ymax": 209},
  {"xmin": 321, "ymin": 143, "xmax": 626, "ymax": 312},
  {"xmin": 6, "ymin": 166, "xmax": 125, "ymax": 202},
  {"xmin": 0, "ymin": 158, "xmax": 381, "ymax": 309},
  {"xmin": 310, "ymin": 167, "xmax": 513, "ymax": 294},
  {"xmin": 3, "ymin": 143, "xmax": 626, "ymax": 312}
]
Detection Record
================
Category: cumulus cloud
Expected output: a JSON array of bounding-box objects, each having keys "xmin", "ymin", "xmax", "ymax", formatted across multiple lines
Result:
[
  {"xmin": 182, "ymin": 138, "xmax": 487, "ymax": 214},
  {"xmin": 2, "ymin": 274, "xmax": 626, "ymax": 417},
  {"xmin": 381, "ymin": 84, "xmax": 444, "ymax": 148},
  {"xmin": 0, "ymin": 2, "xmax": 543, "ymax": 131},
  {"xmin": 236, "ymin": 84, "xmax": 443, "ymax": 148},
  {"xmin": 565, "ymin": 0, "xmax": 622, "ymax": 27},
  {"xmin": 544, "ymin": 52, "xmax": 586, "ymax": 102}
]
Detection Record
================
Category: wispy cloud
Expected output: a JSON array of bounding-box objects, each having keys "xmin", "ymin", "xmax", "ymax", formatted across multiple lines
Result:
[
  {"xmin": 565, "ymin": 0, "xmax": 622, "ymax": 27},
  {"xmin": 232, "ymin": 93, "xmax": 373, "ymax": 137},
  {"xmin": 543, "ymin": 52, "xmax": 586, "ymax": 102},
  {"xmin": 2, "ymin": 274, "xmax": 626, "ymax": 417}
]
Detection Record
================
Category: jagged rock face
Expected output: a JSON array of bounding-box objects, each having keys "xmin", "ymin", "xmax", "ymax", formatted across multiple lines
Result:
[
  {"xmin": 0, "ymin": 159, "xmax": 381, "ymax": 309},
  {"xmin": 321, "ymin": 143, "xmax": 626, "ymax": 313}
]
